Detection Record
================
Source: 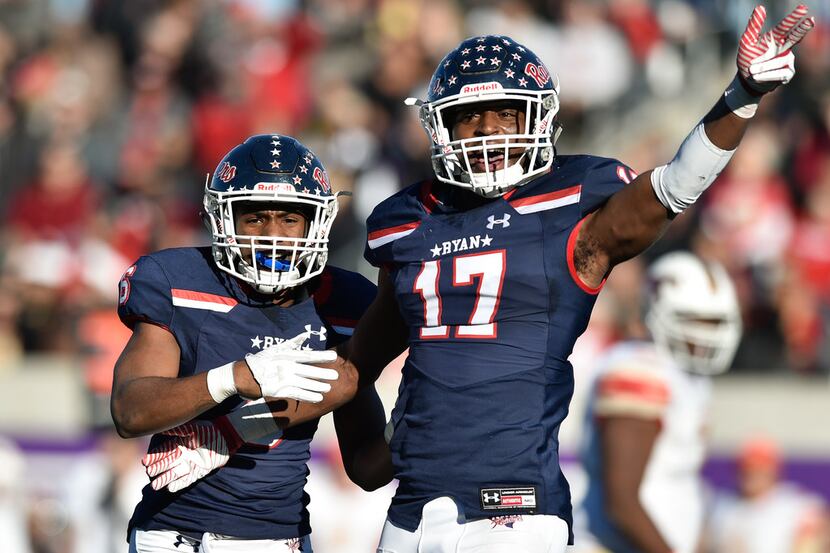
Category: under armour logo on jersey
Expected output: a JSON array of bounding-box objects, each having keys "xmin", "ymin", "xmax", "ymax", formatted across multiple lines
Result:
[
  {"xmin": 304, "ymin": 325, "xmax": 327, "ymax": 341},
  {"xmin": 486, "ymin": 214, "xmax": 511, "ymax": 229},
  {"xmin": 482, "ymin": 491, "xmax": 501, "ymax": 504}
]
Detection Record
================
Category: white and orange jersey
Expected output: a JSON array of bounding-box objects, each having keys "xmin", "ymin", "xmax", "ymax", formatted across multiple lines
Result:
[{"xmin": 576, "ymin": 340, "xmax": 712, "ymax": 553}]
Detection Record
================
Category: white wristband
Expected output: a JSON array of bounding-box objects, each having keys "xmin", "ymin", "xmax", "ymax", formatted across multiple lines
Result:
[
  {"xmin": 723, "ymin": 74, "xmax": 760, "ymax": 119},
  {"xmin": 206, "ymin": 362, "xmax": 237, "ymax": 403}
]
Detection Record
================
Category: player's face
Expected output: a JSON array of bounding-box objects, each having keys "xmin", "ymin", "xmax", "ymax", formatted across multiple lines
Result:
[
  {"xmin": 449, "ymin": 100, "xmax": 527, "ymax": 173},
  {"xmin": 233, "ymin": 201, "xmax": 309, "ymax": 264}
]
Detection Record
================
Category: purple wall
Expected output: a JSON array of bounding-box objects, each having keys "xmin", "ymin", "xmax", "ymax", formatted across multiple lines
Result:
[{"xmin": 703, "ymin": 456, "xmax": 830, "ymax": 503}]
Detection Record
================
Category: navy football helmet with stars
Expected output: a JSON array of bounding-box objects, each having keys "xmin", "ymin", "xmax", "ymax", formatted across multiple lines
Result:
[
  {"xmin": 407, "ymin": 35, "xmax": 562, "ymax": 198},
  {"xmin": 203, "ymin": 134, "xmax": 339, "ymax": 294}
]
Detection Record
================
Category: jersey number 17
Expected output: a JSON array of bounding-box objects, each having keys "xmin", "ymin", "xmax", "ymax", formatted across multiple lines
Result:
[{"xmin": 413, "ymin": 250, "xmax": 506, "ymax": 339}]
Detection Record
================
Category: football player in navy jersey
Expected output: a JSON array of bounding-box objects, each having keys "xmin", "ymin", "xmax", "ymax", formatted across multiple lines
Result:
[
  {"xmin": 156, "ymin": 6, "xmax": 815, "ymax": 553},
  {"xmin": 111, "ymin": 134, "xmax": 390, "ymax": 553}
]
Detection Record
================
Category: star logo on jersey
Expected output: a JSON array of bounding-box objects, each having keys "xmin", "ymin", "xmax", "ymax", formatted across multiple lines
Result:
[
  {"xmin": 486, "ymin": 213, "xmax": 511, "ymax": 229},
  {"xmin": 250, "ymin": 336, "xmax": 293, "ymax": 350},
  {"xmin": 431, "ymin": 234, "xmax": 492, "ymax": 257}
]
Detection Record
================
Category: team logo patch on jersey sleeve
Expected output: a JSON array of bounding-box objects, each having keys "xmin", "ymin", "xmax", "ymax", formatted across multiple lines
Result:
[{"xmin": 480, "ymin": 486, "xmax": 537, "ymax": 511}]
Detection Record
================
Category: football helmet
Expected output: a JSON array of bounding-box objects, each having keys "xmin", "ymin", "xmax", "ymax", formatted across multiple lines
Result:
[
  {"xmin": 407, "ymin": 35, "xmax": 562, "ymax": 198},
  {"xmin": 645, "ymin": 252, "xmax": 742, "ymax": 375},
  {"xmin": 203, "ymin": 134, "xmax": 339, "ymax": 294}
]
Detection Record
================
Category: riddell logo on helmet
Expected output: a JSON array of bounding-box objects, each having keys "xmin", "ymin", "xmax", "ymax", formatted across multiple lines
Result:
[
  {"xmin": 217, "ymin": 162, "xmax": 236, "ymax": 183},
  {"xmin": 254, "ymin": 182, "xmax": 294, "ymax": 192},
  {"xmin": 460, "ymin": 82, "xmax": 503, "ymax": 94}
]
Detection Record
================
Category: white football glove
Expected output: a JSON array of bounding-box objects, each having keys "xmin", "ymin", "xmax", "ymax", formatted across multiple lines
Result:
[
  {"xmin": 144, "ymin": 401, "xmax": 285, "ymax": 493},
  {"xmin": 245, "ymin": 332, "xmax": 338, "ymax": 403},
  {"xmin": 143, "ymin": 421, "xmax": 237, "ymax": 493},
  {"xmin": 737, "ymin": 4, "xmax": 814, "ymax": 94}
]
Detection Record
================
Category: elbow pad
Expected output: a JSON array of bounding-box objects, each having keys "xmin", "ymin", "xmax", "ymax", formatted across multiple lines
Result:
[{"xmin": 651, "ymin": 123, "xmax": 735, "ymax": 214}]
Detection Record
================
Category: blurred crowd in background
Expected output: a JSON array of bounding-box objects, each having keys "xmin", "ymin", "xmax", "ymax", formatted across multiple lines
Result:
[{"xmin": 0, "ymin": 0, "xmax": 829, "ymax": 552}]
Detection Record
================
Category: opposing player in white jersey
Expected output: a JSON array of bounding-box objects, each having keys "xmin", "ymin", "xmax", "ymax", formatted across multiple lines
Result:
[{"xmin": 576, "ymin": 252, "xmax": 742, "ymax": 553}]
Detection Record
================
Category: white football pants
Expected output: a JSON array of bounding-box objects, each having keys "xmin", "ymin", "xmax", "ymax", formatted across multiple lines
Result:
[
  {"xmin": 376, "ymin": 496, "xmax": 569, "ymax": 553},
  {"xmin": 129, "ymin": 528, "xmax": 312, "ymax": 552}
]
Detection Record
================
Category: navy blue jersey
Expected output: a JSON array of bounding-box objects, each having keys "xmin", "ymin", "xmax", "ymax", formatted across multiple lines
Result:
[
  {"xmin": 117, "ymin": 247, "xmax": 375, "ymax": 540},
  {"xmin": 364, "ymin": 155, "xmax": 634, "ymax": 540}
]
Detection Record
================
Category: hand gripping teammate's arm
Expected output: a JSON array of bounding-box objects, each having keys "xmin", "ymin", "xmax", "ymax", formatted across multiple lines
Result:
[
  {"xmin": 573, "ymin": 5, "xmax": 814, "ymax": 288},
  {"xmin": 140, "ymin": 382, "xmax": 394, "ymax": 494},
  {"xmin": 111, "ymin": 325, "xmax": 340, "ymax": 439},
  {"xmin": 138, "ymin": 270, "xmax": 406, "ymax": 492},
  {"xmin": 225, "ymin": 267, "xmax": 405, "ymax": 485},
  {"xmin": 205, "ymin": 266, "xmax": 410, "ymax": 428}
]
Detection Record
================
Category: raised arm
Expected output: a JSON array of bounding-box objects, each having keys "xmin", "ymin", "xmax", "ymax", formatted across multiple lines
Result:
[{"xmin": 574, "ymin": 5, "xmax": 814, "ymax": 288}]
